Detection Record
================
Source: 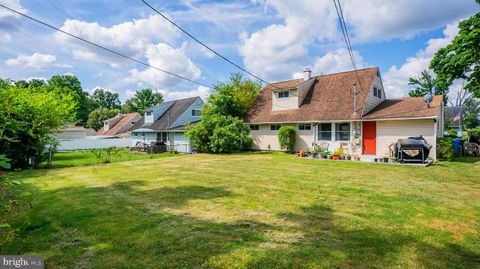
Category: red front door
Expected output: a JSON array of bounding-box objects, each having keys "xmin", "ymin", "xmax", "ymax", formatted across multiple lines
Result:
[{"xmin": 363, "ymin": 121, "xmax": 376, "ymax": 155}]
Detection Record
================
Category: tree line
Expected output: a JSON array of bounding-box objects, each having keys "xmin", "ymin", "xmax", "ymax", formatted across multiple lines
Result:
[{"xmin": 1, "ymin": 75, "xmax": 165, "ymax": 131}]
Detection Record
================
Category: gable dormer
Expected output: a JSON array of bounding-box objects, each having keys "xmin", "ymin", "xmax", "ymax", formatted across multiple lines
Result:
[
  {"xmin": 271, "ymin": 69, "xmax": 316, "ymax": 112},
  {"xmin": 144, "ymin": 101, "xmax": 174, "ymax": 124},
  {"xmin": 363, "ymin": 70, "xmax": 386, "ymax": 115}
]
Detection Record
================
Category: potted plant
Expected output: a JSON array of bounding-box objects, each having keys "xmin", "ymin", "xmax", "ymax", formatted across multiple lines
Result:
[
  {"xmin": 346, "ymin": 154, "xmax": 352, "ymax": 161},
  {"xmin": 340, "ymin": 154, "xmax": 346, "ymax": 160},
  {"xmin": 332, "ymin": 148, "xmax": 342, "ymax": 160},
  {"xmin": 354, "ymin": 155, "xmax": 361, "ymax": 161},
  {"xmin": 383, "ymin": 155, "xmax": 389, "ymax": 163}
]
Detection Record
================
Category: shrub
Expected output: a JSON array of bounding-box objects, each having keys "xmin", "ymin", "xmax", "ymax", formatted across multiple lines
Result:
[
  {"xmin": 90, "ymin": 147, "xmax": 121, "ymax": 163},
  {"xmin": 0, "ymin": 155, "xmax": 11, "ymax": 170},
  {"xmin": 278, "ymin": 126, "xmax": 296, "ymax": 153},
  {"xmin": 437, "ymin": 137, "xmax": 454, "ymax": 161},
  {"xmin": 447, "ymin": 129, "xmax": 458, "ymax": 137},
  {"xmin": 185, "ymin": 115, "xmax": 252, "ymax": 153}
]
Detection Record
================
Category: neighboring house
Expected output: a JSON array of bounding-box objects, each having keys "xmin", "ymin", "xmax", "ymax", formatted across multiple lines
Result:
[
  {"xmin": 444, "ymin": 106, "xmax": 462, "ymax": 136},
  {"xmin": 130, "ymin": 96, "xmax": 204, "ymax": 152},
  {"xmin": 57, "ymin": 125, "xmax": 96, "ymax": 139},
  {"xmin": 245, "ymin": 67, "xmax": 444, "ymax": 159},
  {"xmin": 96, "ymin": 113, "xmax": 142, "ymax": 138}
]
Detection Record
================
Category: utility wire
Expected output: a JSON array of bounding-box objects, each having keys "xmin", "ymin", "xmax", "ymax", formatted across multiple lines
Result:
[
  {"xmin": 0, "ymin": 3, "xmax": 210, "ymax": 88},
  {"xmin": 141, "ymin": 0, "xmax": 274, "ymax": 87},
  {"xmin": 141, "ymin": 0, "xmax": 318, "ymax": 101},
  {"xmin": 141, "ymin": 0, "xmax": 364, "ymax": 104}
]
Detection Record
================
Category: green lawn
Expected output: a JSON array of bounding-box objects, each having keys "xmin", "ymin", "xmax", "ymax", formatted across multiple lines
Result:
[{"xmin": 1, "ymin": 153, "xmax": 479, "ymax": 268}]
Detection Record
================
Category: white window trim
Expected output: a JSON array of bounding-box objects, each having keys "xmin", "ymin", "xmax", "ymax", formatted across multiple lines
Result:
[
  {"xmin": 298, "ymin": 123, "xmax": 312, "ymax": 132},
  {"xmin": 270, "ymin": 124, "xmax": 281, "ymax": 132},
  {"xmin": 250, "ymin": 124, "xmax": 260, "ymax": 132},
  {"xmin": 316, "ymin": 123, "xmax": 333, "ymax": 141},
  {"xmin": 315, "ymin": 122, "xmax": 353, "ymax": 142},
  {"xmin": 335, "ymin": 122, "xmax": 352, "ymax": 142},
  {"xmin": 278, "ymin": 91, "xmax": 290, "ymax": 99}
]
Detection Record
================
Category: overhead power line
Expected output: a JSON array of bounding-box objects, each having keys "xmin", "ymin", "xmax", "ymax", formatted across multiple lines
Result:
[
  {"xmin": 332, "ymin": 0, "xmax": 363, "ymax": 90},
  {"xmin": 0, "ymin": 3, "xmax": 210, "ymax": 88},
  {"xmin": 141, "ymin": 0, "xmax": 275, "ymax": 87}
]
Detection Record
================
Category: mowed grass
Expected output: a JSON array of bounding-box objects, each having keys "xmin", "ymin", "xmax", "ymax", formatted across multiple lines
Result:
[
  {"xmin": 1, "ymin": 153, "xmax": 479, "ymax": 268},
  {"xmin": 42, "ymin": 149, "xmax": 176, "ymax": 168}
]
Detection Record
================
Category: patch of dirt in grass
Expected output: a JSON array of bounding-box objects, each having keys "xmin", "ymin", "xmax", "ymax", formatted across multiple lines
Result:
[{"xmin": 428, "ymin": 219, "xmax": 475, "ymax": 240}]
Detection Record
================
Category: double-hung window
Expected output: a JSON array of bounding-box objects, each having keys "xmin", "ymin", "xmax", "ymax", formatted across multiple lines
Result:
[
  {"xmin": 250, "ymin": 125, "xmax": 260, "ymax": 131},
  {"xmin": 373, "ymin": 87, "xmax": 382, "ymax": 99},
  {"xmin": 191, "ymin": 109, "xmax": 201, "ymax": 116},
  {"xmin": 317, "ymin": 123, "xmax": 332, "ymax": 140},
  {"xmin": 270, "ymin": 124, "xmax": 281, "ymax": 131},
  {"xmin": 298, "ymin": 123, "xmax": 311, "ymax": 131},
  {"xmin": 278, "ymin": 91, "xmax": 290, "ymax": 98},
  {"xmin": 335, "ymin": 123, "xmax": 351, "ymax": 141}
]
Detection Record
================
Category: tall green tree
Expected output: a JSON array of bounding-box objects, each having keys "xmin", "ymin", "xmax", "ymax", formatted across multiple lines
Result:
[
  {"xmin": 91, "ymin": 88, "xmax": 121, "ymax": 110},
  {"xmin": 463, "ymin": 98, "xmax": 480, "ymax": 129},
  {"xmin": 185, "ymin": 74, "xmax": 259, "ymax": 153},
  {"xmin": 0, "ymin": 82, "xmax": 77, "ymax": 168},
  {"xmin": 86, "ymin": 108, "xmax": 120, "ymax": 131},
  {"xmin": 430, "ymin": 11, "xmax": 480, "ymax": 97},
  {"xmin": 203, "ymin": 73, "xmax": 261, "ymax": 117},
  {"xmin": 47, "ymin": 75, "xmax": 92, "ymax": 124},
  {"xmin": 123, "ymin": 88, "xmax": 163, "ymax": 114},
  {"xmin": 408, "ymin": 69, "xmax": 449, "ymax": 103}
]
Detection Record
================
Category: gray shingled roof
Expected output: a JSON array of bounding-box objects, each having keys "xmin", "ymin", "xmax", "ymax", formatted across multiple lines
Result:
[{"xmin": 131, "ymin": 97, "xmax": 199, "ymax": 132}]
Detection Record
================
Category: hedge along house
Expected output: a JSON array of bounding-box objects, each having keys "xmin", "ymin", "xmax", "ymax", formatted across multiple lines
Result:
[
  {"xmin": 245, "ymin": 67, "xmax": 444, "ymax": 159},
  {"xmin": 130, "ymin": 96, "xmax": 204, "ymax": 152}
]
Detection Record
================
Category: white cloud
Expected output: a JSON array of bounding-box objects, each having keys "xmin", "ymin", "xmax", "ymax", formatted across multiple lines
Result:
[
  {"xmin": 239, "ymin": 0, "xmax": 338, "ymax": 81},
  {"xmin": 240, "ymin": 0, "xmax": 477, "ymax": 82},
  {"xmin": 383, "ymin": 23, "xmax": 459, "ymax": 98},
  {"xmin": 310, "ymin": 48, "xmax": 363, "ymax": 76},
  {"xmin": 343, "ymin": 0, "xmax": 476, "ymax": 41},
  {"xmin": 0, "ymin": 0, "xmax": 26, "ymax": 39},
  {"xmin": 128, "ymin": 43, "xmax": 201, "ymax": 87},
  {"xmin": 5, "ymin": 53, "xmax": 72, "ymax": 69},
  {"xmin": 159, "ymin": 86, "xmax": 210, "ymax": 101},
  {"xmin": 56, "ymin": 15, "xmax": 180, "ymax": 66}
]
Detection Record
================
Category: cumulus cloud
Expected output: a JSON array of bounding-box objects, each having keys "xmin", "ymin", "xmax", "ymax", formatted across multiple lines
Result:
[
  {"xmin": 159, "ymin": 86, "xmax": 210, "ymax": 101},
  {"xmin": 383, "ymin": 23, "xmax": 459, "ymax": 98},
  {"xmin": 0, "ymin": 0, "xmax": 26, "ymax": 39},
  {"xmin": 5, "ymin": 53, "xmax": 72, "ymax": 69},
  {"xmin": 56, "ymin": 15, "xmax": 180, "ymax": 66},
  {"xmin": 239, "ymin": 0, "xmax": 338, "ymax": 81},
  {"xmin": 343, "ymin": 0, "xmax": 476, "ymax": 41},
  {"xmin": 240, "ymin": 0, "xmax": 476, "ymax": 81},
  {"xmin": 127, "ymin": 43, "xmax": 201, "ymax": 87}
]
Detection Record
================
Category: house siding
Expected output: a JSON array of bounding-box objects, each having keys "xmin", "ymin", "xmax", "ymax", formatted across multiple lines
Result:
[
  {"xmin": 364, "ymin": 75, "xmax": 385, "ymax": 115},
  {"xmin": 272, "ymin": 89, "xmax": 299, "ymax": 111},
  {"xmin": 250, "ymin": 123, "xmax": 314, "ymax": 152},
  {"xmin": 376, "ymin": 119, "xmax": 436, "ymax": 159},
  {"xmin": 170, "ymin": 97, "xmax": 203, "ymax": 129}
]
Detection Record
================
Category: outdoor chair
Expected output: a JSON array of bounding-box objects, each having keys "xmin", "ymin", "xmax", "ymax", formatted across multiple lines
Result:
[{"xmin": 464, "ymin": 143, "xmax": 480, "ymax": 156}]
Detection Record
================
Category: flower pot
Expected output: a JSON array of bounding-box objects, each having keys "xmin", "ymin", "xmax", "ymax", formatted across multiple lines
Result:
[
  {"xmin": 332, "ymin": 154, "xmax": 340, "ymax": 160},
  {"xmin": 328, "ymin": 156, "xmax": 333, "ymax": 160},
  {"xmin": 374, "ymin": 158, "xmax": 378, "ymax": 162},
  {"xmin": 383, "ymin": 157, "xmax": 389, "ymax": 163},
  {"xmin": 346, "ymin": 156, "xmax": 351, "ymax": 161}
]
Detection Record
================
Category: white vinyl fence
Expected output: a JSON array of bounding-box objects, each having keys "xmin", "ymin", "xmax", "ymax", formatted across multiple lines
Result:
[{"xmin": 57, "ymin": 138, "xmax": 132, "ymax": 151}]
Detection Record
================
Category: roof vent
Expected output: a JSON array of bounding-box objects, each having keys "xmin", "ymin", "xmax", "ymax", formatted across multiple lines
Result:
[{"xmin": 303, "ymin": 68, "xmax": 312, "ymax": 81}]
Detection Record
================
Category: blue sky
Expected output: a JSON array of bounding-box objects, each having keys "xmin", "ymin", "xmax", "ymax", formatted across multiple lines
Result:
[{"xmin": 0, "ymin": 0, "xmax": 478, "ymax": 101}]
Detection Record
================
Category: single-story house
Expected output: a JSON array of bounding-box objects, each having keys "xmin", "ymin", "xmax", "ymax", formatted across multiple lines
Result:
[
  {"xmin": 245, "ymin": 67, "xmax": 444, "ymax": 159},
  {"xmin": 96, "ymin": 112, "xmax": 142, "ymax": 138},
  {"xmin": 130, "ymin": 96, "xmax": 204, "ymax": 152},
  {"xmin": 57, "ymin": 125, "xmax": 96, "ymax": 139}
]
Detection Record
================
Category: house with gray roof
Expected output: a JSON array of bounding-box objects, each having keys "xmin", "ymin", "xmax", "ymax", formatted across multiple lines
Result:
[{"xmin": 130, "ymin": 96, "xmax": 204, "ymax": 152}]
